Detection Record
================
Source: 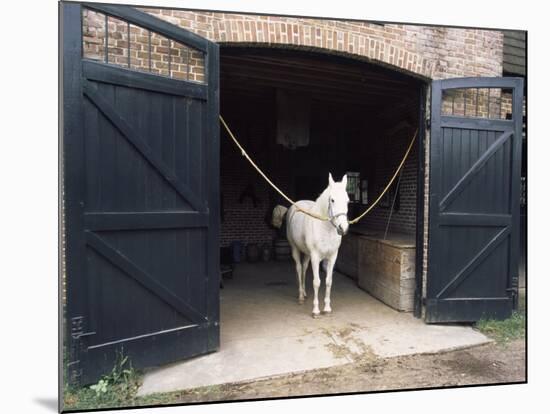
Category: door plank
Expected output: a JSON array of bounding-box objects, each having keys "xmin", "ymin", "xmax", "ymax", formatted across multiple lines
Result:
[
  {"xmin": 83, "ymin": 81, "xmax": 205, "ymax": 212},
  {"xmin": 85, "ymin": 231, "xmax": 207, "ymax": 324},
  {"xmin": 439, "ymin": 130, "xmax": 513, "ymax": 211},
  {"xmin": 435, "ymin": 224, "xmax": 510, "ymax": 299},
  {"xmin": 83, "ymin": 61, "xmax": 208, "ymax": 100},
  {"xmin": 84, "ymin": 211, "xmax": 209, "ymax": 231}
]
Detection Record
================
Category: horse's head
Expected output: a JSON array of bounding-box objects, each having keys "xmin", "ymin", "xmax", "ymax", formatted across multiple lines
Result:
[{"xmin": 327, "ymin": 173, "xmax": 350, "ymax": 236}]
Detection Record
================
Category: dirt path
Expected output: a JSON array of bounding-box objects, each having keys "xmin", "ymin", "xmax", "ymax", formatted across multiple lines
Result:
[{"xmin": 165, "ymin": 339, "xmax": 525, "ymax": 403}]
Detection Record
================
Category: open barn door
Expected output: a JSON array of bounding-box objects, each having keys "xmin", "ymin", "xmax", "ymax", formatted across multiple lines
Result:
[
  {"xmin": 61, "ymin": 2, "xmax": 219, "ymax": 384},
  {"xmin": 426, "ymin": 77, "xmax": 523, "ymax": 323}
]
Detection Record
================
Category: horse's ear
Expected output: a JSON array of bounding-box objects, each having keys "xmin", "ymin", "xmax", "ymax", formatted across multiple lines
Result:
[
  {"xmin": 328, "ymin": 172, "xmax": 335, "ymax": 186},
  {"xmin": 342, "ymin": 174, "xmax": 348, "ymax": 187}
]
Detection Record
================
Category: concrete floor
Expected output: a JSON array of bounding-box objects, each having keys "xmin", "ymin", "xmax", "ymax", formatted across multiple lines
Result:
[{"xmin": 138, "ymin": 261, "xmax": 490, "ymax": 396}]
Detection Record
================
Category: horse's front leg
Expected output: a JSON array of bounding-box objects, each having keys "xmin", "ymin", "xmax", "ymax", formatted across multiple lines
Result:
[
  {"xmin": 310, "ymin": 254, "xmax": 321, "ymax": 318},
  {"xmin": 323, "ymin": 254, "xmax": 337, "ymax": 314}
]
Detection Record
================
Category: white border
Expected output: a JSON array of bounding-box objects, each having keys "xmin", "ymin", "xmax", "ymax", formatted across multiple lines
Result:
[{"xmin": 1, "ymin": 0, "xmax": 546, "ymax": 413}]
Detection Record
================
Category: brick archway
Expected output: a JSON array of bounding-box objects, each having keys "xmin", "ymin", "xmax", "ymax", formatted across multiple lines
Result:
[
  {"xmin": 220, "ymin": 41, "xmax": 432, "ymax": 81},
  {"xmin": 141, "ymin": 9, "xmax": 443, "ymax": 79}
]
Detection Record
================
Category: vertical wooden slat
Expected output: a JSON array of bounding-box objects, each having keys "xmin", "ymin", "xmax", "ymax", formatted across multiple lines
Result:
[
  {"xmin": 458, "ymin": 129, "xmax": 468, "ymax": 212},
  {"xmin": 150, "ymin": 92, "xmax": 163, "ymax": 210},
  {"xmin": 480, "ymin": 130, "xmax": 488, "ymax": 213},
  {"xmin": 491, "ymin": 131, "xmax": 498, "ymax": 211},
  {"xmin": 465, "ymin": 129, "xmax": 472, "ymax": 211},
  {"xmin": 206, "ymin": 41, "xmax": 220, "ymax": 350},
  {"xmin": 494, "ymin": 132, "xmax": 503, "ymax": 213},
  {"xmin": 161, "ymin": 93, "xmax": 175, "ymax": 207},
  {"xmin": 115, "ymin": 85, "xmax": 133, "ymax": 210},
  {"xmin": 189, "ymin": 100, "xmax": 202, "ymax": 200},
  {"xmin": 413, "ymin": 85, "xmax": 427, "ymax": 318},
  {"xmin": 84, "ymin": 97, "xmax": 101, "ymax": 211},
  {"xmin": 427, "ymin": 79, "xmax": 442, "ymax": 299},
  {"xmin": 99, "ymin": 84, "xmax": 117, "ymax": 211}
]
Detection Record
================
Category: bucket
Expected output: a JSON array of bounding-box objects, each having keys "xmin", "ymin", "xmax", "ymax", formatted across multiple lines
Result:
[
  {"xmin": 261, "ymin": 243, "xmax": 272, "ymax": 262},
  {"xmin": 231, "ymin": 241, "xmax": 243, "ymax": 263},
  {"xmin": 246, "ymin": 243, "xmax": 260, "ymax": 262}
]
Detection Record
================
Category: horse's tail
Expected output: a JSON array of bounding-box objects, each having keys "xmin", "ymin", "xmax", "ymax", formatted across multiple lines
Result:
[{"xmin": 271, "ymin": 205, "xmax": 288, "ymax": 229}]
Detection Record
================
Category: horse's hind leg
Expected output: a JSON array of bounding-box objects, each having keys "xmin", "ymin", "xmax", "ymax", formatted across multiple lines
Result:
[
  {"xmin": 291, "ymin": 246, "xmax": 305, "ymax": 304},
  {"xmin": 301, "ymin": 254, "xmax": 310, "ymax": 298}
]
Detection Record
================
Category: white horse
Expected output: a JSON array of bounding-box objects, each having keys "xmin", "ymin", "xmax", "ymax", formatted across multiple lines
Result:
[{"xmin": 273, "ymin": 173, "xmax": 350, "ymax": 317}]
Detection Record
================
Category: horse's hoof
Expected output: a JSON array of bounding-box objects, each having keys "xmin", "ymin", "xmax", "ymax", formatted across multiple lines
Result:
[
  {"xmin": 322, "ymin": 310, "xmax": 332, "ymax": 316},
  {"xmin": 298, "ymin": 298, "xmax": 305, "ymax": 305},
  {"xmin": 312, "ymin": 312, "xmax": 321, "ymax": 319}
]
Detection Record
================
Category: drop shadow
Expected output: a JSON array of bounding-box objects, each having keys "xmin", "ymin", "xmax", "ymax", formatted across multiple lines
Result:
[{"xmin": 34, "ymin": 397, "xmax": 58, "ymax": 412}]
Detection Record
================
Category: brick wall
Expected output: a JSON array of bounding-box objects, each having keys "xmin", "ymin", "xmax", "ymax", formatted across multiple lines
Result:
[
  {"xmin": 357, "ymin": 101, "xmax": 419, "ymax": 234},
  {"xmin": 136, "ymin": 8, "xmax": 503, "ymax": 81},
  {"xmin": 219, "ymin": 114, "xmax": 283, "ymax": 248},
  {"xmin": 84, "ymin": 8, "xmax": 504, "ymax": 81}
]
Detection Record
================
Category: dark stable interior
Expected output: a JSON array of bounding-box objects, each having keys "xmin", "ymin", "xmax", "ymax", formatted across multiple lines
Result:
[{"xmin": 219, "ymin": 47, "xmax": 423, "ymax": 249}]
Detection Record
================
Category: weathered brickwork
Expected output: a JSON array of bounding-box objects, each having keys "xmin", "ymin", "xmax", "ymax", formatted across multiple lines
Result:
[
  {"xmin": 138, "ymin": 8, "xmax": 503, "ymax": 81},
  {"xmin": 359, "ymin": 102, "xmax": 419, "ymax": 235}
]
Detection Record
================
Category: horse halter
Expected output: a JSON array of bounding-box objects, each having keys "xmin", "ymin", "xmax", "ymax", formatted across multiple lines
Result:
[{"xmin": 328, "ymin": 197, "xmax": 348, "ymax": 232}]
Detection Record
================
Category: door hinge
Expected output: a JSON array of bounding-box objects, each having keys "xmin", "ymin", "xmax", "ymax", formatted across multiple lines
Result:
[
  {"xmin": 507, "ymin": 275, "xmax": 519, "ymax": 305},
  {"xmin": 67, "ymin": 316, "xmax": 96, "ymax": 386}
]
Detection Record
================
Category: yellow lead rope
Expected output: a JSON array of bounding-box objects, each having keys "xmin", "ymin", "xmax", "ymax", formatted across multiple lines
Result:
[{"xmin": 220, "ymin": 115, "xmax": 418, "ymax": 225}]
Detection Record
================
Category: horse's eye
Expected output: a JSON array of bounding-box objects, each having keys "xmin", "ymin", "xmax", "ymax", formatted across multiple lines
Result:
[{"xmin": 331, "ymin": 198, "xmax": 334, "ymax": 203}]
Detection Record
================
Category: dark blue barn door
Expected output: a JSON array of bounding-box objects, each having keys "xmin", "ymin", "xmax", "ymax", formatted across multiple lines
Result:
[
  {"xmin": 426, "ymin": 77, "xmax": 523, "ymax": 323},
  {"xmin": 61, "ymin": 2, "xmax": 219, "ymax": 384}
]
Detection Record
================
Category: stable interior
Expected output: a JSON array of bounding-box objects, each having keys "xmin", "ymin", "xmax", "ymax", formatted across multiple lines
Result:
[{"xmin": 219, "ymin": 47, "xmax": 424, "ymax": 314}]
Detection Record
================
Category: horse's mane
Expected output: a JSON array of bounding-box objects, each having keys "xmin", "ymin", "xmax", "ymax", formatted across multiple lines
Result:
[{"xmin": 314, "ymin": 186, "xmax": 330, "ymax": 215}]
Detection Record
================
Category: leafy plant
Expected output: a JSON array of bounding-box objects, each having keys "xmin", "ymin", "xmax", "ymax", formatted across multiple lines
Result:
[
  {"xmin": 64, "ymin": 349, "xmax": 142, "ymax": 410},
  {"xmin": 90, "ymin": 379, "xmax": 109, "ymax": 396}
]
